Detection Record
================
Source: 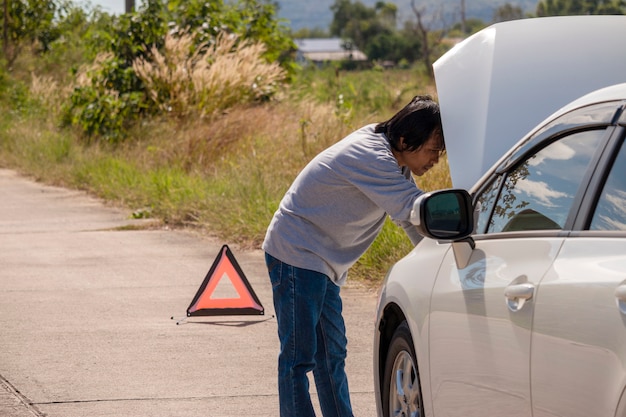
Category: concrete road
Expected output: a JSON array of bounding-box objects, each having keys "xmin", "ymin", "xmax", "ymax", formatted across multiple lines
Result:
[{"xmin": 0, "ymin": 169, "xmax": 379, "ymax": 417}]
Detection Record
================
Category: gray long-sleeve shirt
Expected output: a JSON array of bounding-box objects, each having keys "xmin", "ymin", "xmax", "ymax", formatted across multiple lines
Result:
[{"xmin": 262, "ymin": 123, "xmax": 423, "ymax": 286}]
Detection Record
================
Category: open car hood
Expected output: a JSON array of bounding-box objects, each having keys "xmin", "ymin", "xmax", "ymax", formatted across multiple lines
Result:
[{"xmin": 433, "ymin": 16, "xmax": 626, "ymax": 190}]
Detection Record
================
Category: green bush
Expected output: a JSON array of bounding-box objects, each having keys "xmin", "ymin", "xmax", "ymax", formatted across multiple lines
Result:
[
  {"xmin": 62, "ymin": 53, "xmax": 148, "ymax": 142},
  {"xmin": 61, "ymin": 0, "xmax": 296, "ymax": 143}
]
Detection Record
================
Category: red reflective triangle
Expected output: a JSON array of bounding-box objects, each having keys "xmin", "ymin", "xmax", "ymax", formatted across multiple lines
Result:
[{"xmin": 186, "ymin": 245, "xmax": 264, "ymax": 316}]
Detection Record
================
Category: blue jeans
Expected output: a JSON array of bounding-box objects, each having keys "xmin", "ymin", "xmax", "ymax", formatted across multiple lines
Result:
[{"xmin": 265, "ymin": 253, "xmax": 354, "ymax": 417}]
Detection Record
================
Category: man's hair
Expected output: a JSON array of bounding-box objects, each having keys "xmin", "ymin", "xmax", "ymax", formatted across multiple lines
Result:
[{"xmin": 375, "ymin": 95, "xmax": 443, "ymax": 152}]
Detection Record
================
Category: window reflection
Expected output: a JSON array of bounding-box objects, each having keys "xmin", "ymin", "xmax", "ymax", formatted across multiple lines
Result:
[
  {"xmin": 476, "ymin": 176, "xmax": 502, "ymax": 234},
  {"xmin": 503, "ymin": 102, "xmax": 618, "ymax": 170},
  {"xmin": 590, "ymin": 139, "xmax": 626, "ymax": 231},
  {"xmin": 487, "ymin": 129, "xmax": 605, "ymax": 233}
]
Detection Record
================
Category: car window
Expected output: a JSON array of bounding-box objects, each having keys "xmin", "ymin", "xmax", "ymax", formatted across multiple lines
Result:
[
  {"xmin": 590, "ymin": 138, "xmax": 626, "ymax": 230},
  {"xmin": 486, "ymin": 129, "xmax": 605, "ymax": 233},
  {"xmin": 499, "ymin": 102, "xmax": 619, "ymax": 174},
  {"xmin": 475, "ymin": 176, "xmax": 503, "ymax": 234}
]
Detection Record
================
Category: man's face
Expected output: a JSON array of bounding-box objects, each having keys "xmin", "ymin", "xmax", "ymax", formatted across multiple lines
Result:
[{"xmin": 396, "ymin": 134, "xmax": 445, "ymax": 177}]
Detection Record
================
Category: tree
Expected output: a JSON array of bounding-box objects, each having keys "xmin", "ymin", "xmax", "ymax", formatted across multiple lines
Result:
[
  {"xmin": 63, "ymin": 0, "xmax": 297, "ymax": 141},
  {"xmin": 330, "ymin": 0, "xmax": 377, "ymax": 49},
  {"xmin": 168, "ymin": 0, "xmax": 296, "ymax": 71},
  {"xmin": 292, "ymin": 27, "xmax": 329, "ymax": 38},
  {"xmin": 409, "ymin": 0, "xmax": 446, "ymax": 77},
  {"xmin": 1, "ymin": 0, "xmax": 58, "ymax": 67},
  {"xmin": 493, "ymin": 3, "xmax": 524, "ymax": 22},
  {"xmin": 330, "ymin": 0, "xmax": 422, "ymax": 64},
  {"xmin": 365, "ymin": 30, "xmax": 420, "ymax": 63},
  {"xmin": 536, "ymin": 0, "xmax": 626, "ymax": 16},
  {"xmin": 375, "ymin": 1, "xmax": 397, "ymax": 29},
  {"xmin": 447, "ymin": 18, "xmax": 486, "ymax": 37}
]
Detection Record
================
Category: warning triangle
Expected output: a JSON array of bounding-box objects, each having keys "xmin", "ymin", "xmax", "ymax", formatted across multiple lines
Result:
[{"xmin": 186, "ymin": 245, "xmax": 264, "ymax": 316}]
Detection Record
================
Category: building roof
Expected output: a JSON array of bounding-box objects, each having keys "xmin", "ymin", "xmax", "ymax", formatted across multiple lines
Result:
[{"xmin": 295, "ymin": 38, "xmax": 367, "ymax": 62}]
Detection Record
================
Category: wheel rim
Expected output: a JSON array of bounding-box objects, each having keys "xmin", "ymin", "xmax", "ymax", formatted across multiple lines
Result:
[{"xmin": 388, "ymin": 350, "xmax": 421, "ymax": 417}]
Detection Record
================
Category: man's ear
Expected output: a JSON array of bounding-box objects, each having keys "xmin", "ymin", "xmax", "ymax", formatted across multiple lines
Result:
[{"xmin": 399, "ymin": 136, "xmax": 407, "ymax": 151}]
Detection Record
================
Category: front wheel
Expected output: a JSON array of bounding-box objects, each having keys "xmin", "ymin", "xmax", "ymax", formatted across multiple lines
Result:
[{"xmin": 381, "ymin": 321, "xmax": 424, "ymax": 417}]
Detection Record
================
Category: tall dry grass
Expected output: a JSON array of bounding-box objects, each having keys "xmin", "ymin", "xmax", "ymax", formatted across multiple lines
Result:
[
  {"xmin": 29, "ymin": 72, "xmax": 73, "ymax": 119},
  {"xmin": 133, "ymin": 31, "xmax": 287, "ymax": 118}
]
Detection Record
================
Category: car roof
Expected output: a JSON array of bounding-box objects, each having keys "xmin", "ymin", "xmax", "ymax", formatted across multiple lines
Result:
[
  {"xmin": 433, "ymin": 16, "xmax": 626, "ymax": 190},
  {"xmin": 548, "ymin": 82, "xmax": 626, "ymax": 118}
]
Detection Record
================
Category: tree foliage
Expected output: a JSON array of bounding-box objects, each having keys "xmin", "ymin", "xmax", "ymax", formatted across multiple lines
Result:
[
  {"xmin": 447, "ymin": 18, "xmax": 486, "ymax": 37},
  {"xmin": 329, "ymin": 0, "xmax": 421, "ymax": 64},
  {"xmin": 19, "ymin": 0, "xmax": 626, "ymax": 146},
  {"xmin": 167, "ymin": 0, "xmax": 295, "ymax": 69},
  {"xmin": 493, "ymin": 3, "xmax": 525, "ymax": 22},
  {"xmin": 536, "ymin": 0, "xmax": 626, "ymax": 16},
  {"xmin": 58, "ymin": 0, "xmax": 296, "ymax": 142},
  {"xmin": 1, "ymin": 0, "xmax": 59, "ymax": 66}
]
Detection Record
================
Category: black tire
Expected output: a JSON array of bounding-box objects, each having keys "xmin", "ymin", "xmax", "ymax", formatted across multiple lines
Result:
[{"xmin": 381, "ymin": 321, "xmax": 424, "ymax": 417}]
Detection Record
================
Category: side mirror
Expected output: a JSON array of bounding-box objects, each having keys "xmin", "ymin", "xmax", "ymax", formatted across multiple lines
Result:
[{"xmin": 410, "ymin": 189, "xmax": 474, "ymax": 241}]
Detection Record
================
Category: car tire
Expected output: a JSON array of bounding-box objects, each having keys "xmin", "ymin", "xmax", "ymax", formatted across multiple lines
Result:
[{"xmin": 382, "ymin": 321, "xmax": 424, "ymax": 417}]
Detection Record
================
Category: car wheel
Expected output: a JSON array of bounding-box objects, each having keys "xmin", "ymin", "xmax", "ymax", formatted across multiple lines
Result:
[{"xmin": 382, "ymin": 321, "xmax": 424, "ymax": 417}]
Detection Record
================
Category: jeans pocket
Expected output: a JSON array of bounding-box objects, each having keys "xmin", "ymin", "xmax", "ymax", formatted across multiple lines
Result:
[{"xmin": 265, "ymin": 253, "xmax": 282, "ymax": 288}]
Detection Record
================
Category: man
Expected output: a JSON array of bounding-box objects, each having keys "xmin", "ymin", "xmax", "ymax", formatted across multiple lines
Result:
[{"xmin": 263, "ymin": 95, "xmax": 444, "ymax": 417}]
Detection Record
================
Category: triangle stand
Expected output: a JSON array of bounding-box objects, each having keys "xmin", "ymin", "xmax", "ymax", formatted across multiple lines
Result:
[{"xmin": 174, "ymin": 244, "xmax": 265, "ymax": 322}]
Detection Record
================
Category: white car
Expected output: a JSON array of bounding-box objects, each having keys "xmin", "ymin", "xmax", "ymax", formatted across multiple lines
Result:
[{"xmin": 374, "ymin": 16, "xmax": 626, "ymax": 417}]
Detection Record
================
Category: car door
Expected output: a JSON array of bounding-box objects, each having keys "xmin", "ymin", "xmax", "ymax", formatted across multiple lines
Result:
[
  {"xmin": 428, "ymin": 127, "xmax": 608, "ymax": 417},
  {"xmin": 531, "ymin": 126, "xmax": 626, "ymax": 417}
]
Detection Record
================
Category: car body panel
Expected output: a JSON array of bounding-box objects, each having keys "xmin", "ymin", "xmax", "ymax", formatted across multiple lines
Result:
[
  {"xmin": 531, "ymin": 238, "xmax": 626, "ymax": 417},
  {"xmin": 429, "ymin": 237, "xmax": 563, "ymax": 417},
  {"xmin": 374, "ymin": 237, "xmax": 449, "ymax": 414},
  {"xmin": 433, "ymin": 15, "xmax": 626, "ymax": 190}
]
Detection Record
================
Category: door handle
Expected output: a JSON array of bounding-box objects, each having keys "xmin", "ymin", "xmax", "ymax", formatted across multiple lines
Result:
[
  {"xmin": 505, "ymin": 283, "xmax": 535, "ymax": 300},
  {"xmin": 504, "ymin": 283, "xmax": 535, "ymax": 311},
  {"xmin": 615, "ymin": 285, "xmax": 626, "ymax": 314},
  {"xmin": 615, "ymin": 285, "xmax": 626, "ymax": 301}
]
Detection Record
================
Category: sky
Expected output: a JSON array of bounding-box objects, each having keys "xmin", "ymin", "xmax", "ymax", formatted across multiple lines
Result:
[
  {"xmin": 77, "ymin": 0, "xmax": 134, "ymax": 14},
  {"xmin": 74, "ymin": 0, "xmax": 316, "ymax": 29},
  {"xmin": 76, "ymin": 0, "xmax": 329, "ymax": 30}
]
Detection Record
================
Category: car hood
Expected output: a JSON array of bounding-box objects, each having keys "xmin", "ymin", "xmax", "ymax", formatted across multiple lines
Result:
[{"xmin": 433, "ymin": 16, "xmax": 626, "ymax": 190}]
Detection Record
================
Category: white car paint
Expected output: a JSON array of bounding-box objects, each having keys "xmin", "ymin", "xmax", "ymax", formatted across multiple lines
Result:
[
  {"xmin": 375, "ymin": 15, "xmax": 626, "ymax": 416},
  {"xmin": 376, "ymin": 83, "xmax": 626, "ymax": 416},
  {"xmin": 530, "ymin": 239, "xmax": 626, "ymax": 417},
  {"xmin": 428, "ymin": 237, "xmax": 564, "ymax": 416},
  {"xmin": 433, "ymin": 15, "xmax": 626, "ymax": 190}
]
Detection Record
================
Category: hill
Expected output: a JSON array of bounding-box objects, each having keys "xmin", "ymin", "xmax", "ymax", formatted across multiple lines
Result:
[{"xmin": 275, "ymin": 0, "xmax": 538, "ymax": 31}]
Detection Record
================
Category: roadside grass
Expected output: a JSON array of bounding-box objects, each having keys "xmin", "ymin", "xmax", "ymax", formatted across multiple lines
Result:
[{"xmin": 0, "ymin": 65, "xmax": 450, "ymax": 286}]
